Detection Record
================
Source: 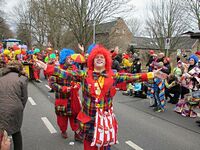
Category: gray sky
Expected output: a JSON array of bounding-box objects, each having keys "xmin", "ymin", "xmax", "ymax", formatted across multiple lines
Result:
[
  {"xmin": 6, "ymin": 0, "xmax": 150, "ymax": 19},
  {"xmin": 5, "ymin": 0, "xmax": 151, "ymax": 32}
]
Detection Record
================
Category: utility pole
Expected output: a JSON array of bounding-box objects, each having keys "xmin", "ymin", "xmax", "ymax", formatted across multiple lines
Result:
[{"xmin": 93, "ymin": 20, "xmax": 96, "ymax": 43}]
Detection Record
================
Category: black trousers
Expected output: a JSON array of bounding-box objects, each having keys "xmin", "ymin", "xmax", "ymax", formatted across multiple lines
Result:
[
  {"xmin": 12, "ymin": 131, "xmax": 22, "ymax": 150},
  {"xmin": 165, "ymin": 88, "xmax": 180, "ymax": 104},
  {"xmin": 180, "ymin": 86, "xmax": 190, "ymax": 99}
]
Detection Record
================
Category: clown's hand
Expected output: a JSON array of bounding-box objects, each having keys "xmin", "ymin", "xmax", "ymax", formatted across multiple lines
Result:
[
  {"xmin": 78, "ymin": 44, "xmax": 84, "ymax": 52},
  {"xmin": 35, "ymin": 60, "xmax": 47, "ymax": 70},
  {"xmin": 153, "ymin": 69, "xmax": 168, "ymax": 79},
  {"xmin": 1, "ymin": 131, "xmax": 11, "ymax": 150}
]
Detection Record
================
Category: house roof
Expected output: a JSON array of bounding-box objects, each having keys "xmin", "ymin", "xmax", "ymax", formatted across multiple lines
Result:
[
  {"xmin": 173, "ymin": 37, "xmax": 197, "ymax": 50},
  {"xmin": 182, "ymin": 30, "xmax": 200, "ymax": 39},
  {"xmin": 131, "ymin": 36, "xmax": 197, "ymax": 50},
  {"xmin": 95, "ymin": 20, "xmax": 117, "ymax": 34},
  {"xmin": 131, "ymin": 37, "xmax": 159, "ymax": 50}
]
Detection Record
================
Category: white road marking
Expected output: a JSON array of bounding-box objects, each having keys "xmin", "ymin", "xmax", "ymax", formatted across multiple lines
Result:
[
  {"xmin": 125, "ymin": 140, "xmax": 143, "ymax": 150},
  {"xmin": 28, "ymin": 97, "xmax": 37, "ymax": 105},
  {"xmin": 45, "ymin": 84, "xmax": 51, "ymax": 90},
  {"xmin": 197, "ymin": 113, "xmax": 200, "ymax": 118},
  {"xmin": 41, "ymin": 117, "xmax": 57, "ymax": 134}
]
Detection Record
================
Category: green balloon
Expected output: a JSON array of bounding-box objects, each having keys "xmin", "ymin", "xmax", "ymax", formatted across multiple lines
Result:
[
  {"xmin": 50, "ymin": 53, "xmax": 56, "ymax": 59},
  {"xmin": 34, "ymin": 48, "xmax": 40, "ymax": 54},
  {"xmin": 44, "ymin": 56, "xmax": 49, "ymax": 63}
]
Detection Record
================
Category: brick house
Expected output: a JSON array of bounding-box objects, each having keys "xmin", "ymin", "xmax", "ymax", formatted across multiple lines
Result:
[
  {"xmin": 131, "ymin": 36, "xmax": 198, "ymax": 69},
  {"xmin": 95, "ymin": 17, "xmax": 132, "ymax": 51}
]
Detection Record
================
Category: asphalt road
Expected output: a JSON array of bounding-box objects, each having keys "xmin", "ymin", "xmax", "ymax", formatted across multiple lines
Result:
[{"xmin": 18, "ymin": 77, "xmax": 200, "ymax": 150}]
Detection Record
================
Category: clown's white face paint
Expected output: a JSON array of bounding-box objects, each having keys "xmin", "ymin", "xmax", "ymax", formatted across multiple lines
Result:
[
  {"xmin": 94, "ymin": 54, "xmax": 105, "ymax": 72},
  {"xmin": 189, "ymin": 58, "xmax": 195, "ymax": 65},
  {"xmin": 65, "ymin": 57, "xmax": 73, "ymax": 65}
]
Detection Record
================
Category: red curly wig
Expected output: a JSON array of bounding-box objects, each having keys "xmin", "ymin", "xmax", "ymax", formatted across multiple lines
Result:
[{"xmin": 87, "ymin": 45, "xmax": 112, "ymax": 73}]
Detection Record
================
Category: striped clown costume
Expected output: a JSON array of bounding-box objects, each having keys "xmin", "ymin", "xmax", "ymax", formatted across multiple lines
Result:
[{"xmin": 45, "ymin": 45, "xmax": 155, "ymax": 150}]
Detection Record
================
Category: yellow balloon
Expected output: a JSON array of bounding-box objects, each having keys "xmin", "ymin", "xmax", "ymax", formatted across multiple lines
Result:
[
  {"xmin": 14, "ymin": 50, "xmax": 21, "ymax": 55},
  {"xmin": 3, "ymin": 49, "xmax": 10, "ymax": 55}
]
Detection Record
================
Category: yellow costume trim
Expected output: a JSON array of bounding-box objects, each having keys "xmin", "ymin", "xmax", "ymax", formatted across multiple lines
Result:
[{"xmin": 147, "ymin": 72, "xmax": 154, "ymax": 80}]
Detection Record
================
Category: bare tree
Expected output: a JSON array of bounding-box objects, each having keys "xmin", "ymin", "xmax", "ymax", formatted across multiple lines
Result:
[
  {"xmin": 59, "ymin": 0, "xmax": 134, "ymax": 49},
  {"xmin": 11, "ymin": 0, "xmax": 134, "ymax": 50},
  {"xmin": 184, "ymin": 0, "xmax": 200, "ymax": 30},
  {"xmin": 126, "ymin": 17, "xmax": 142, "ymax": 36},
  {"xmin": 12, "ymin": 0, "xmax": 69, "ymax": 49},
  {"xmin": 0, "ymin": 0, "xmax": 13, "ymax": 40},
  {"xmin": 145, "ymin": 0, "xmax": 189, "ymax": 55},
  {"xmin": 0, "ymin": 18, "xmax": 13, "ymax": 40}
]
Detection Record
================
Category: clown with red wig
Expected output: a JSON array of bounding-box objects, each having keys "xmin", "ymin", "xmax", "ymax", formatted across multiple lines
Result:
[{"xmin": 36, "ymin": 45, "xmax": 166, "ymax": 150}]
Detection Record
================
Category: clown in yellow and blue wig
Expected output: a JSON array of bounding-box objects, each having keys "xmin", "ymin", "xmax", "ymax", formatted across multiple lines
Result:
[{"xmin": 48, "ymin": 48, "xmax": 83, "ymax": 141}]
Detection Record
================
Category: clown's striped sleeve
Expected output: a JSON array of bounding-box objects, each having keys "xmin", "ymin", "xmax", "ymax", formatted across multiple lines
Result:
[
  {"xmin": 49, "ymin": 75, "xmax": 63, "ymax": 92},
  {"xmin": 114, "ymin": 72, "xmax": 154, "ymax": 84},
  {"xmin": 53, "ymin": 66, "xmax": 86, "ymax": 80}
]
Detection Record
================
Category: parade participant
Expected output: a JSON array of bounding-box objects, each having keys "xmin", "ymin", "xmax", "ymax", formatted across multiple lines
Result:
[
  {"xmin": 116, "ymin": 53, "xmax": 132, "ymax": 91},
  {"xmin": 172, "ymin": 61, "xmax": 183, "ymax": 78},
  {"xmin": 0, "ymin": 60, "xmax": 28, "ymax": 150},
  {"xmin": 165, "ymin": 74, "xmax": 180, "ymax": 104},
  {"xmin": 181, "ymin": 54, "xmax": 199, "ymax": 99},
  {"xmin": 47, "ymin": 53, "xmax": 57, "ymax": 92},
  {"xmin": 146, "ymin": 50, "xmax": 155, "ymax": 72},
  {"xmin": 150, "ymin": 62, "xmax": 166, "ymax": 112},
  {"xmin": 157, "ymin": 52, "xmax": 165, "ymax": 62},
  {"xmin": 2, "ymin": 49, "xmax": 10, "ymax": 64},
  {"xmin": 111, "ymin": 54, "xmax": 121, "ymax": 72},
  {"xmin": 174, "ymin": 54, "xmax": 200, "ymax": 117},
  {"xmin": 43, "ymin": 47, "xmax": 53, "ymax": 79},
  {"xmin": 32, "ymin": 48, "xmax": 42, "ymax": 82},
  {"xmin": 36, "ymin": 45, "xmax": 166, "ymax": 150},
  {"xmin": 48, "ymin": 48, "xmax": 82, "ymax": 141},
  {"xmin": 162, "ymin": 57, "xmax": 171, "ymax": 75},
  {"xmin": 195, "ymin": 51, "xmax": 200, "ymax": 67}
]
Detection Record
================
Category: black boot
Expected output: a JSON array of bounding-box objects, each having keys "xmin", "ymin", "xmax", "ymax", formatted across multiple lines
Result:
[
  {"xmin": 150, "ymin": 104, "xmax": 157, "ymax": 107},
  {"xmin": 196, "ymin": 120, "xmax": 200, "ymax": 124},
  {"xmin": 48, "ymin": 89, "xmax": 54, "ymax": 93}
]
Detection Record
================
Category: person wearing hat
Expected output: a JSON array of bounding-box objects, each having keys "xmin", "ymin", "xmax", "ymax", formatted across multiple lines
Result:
[
  {"xmin": 157, "ymin": 52, "xmax": 165, "ymax": 62},
  {"xmin": 188, "ymin": 54, "xmax": 199, "ymax": 72},
  {"xmin": 172, "ymin": 61, "xmax": 183, "ymax": 78},
  {"xmin": 161, "ymin": 57, "xmax": 171, "ymax": 75},
  {"xmin": 146, "ymin": 50, "xmax": 155, "ymax": 72},
  {"xmin": 195, "ymin": 51, "xmax": 200, "ymax": 67},
  {"xmin": 32, "ymin": 48, "xmax": 42, "ymax": 82},
  {"xmin": 48, "ymin": 48, "xmax": 82, "ymax": 141},
  {"xmin": 36, "ymin": 45, "xmax": 167, "ymax": 150},
  {"xmin": 148, "ymin": 62, "xmax": 166, "ymax": 112},
  {"xmin": 45, "ymin": 53, "xmax": 57, "ymax": 92},
  {"xmin": 181, "ymin": 54, "xmax": 199, "ymax": 99}
]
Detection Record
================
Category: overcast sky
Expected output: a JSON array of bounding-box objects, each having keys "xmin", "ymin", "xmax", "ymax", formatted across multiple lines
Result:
[
  {"xmin": 5, "ymin": 0, "xmax": 150, "ymax": 18},
  {"xmin": 5, "ymin": 0, "xmax": 151, "ymax": 32}
]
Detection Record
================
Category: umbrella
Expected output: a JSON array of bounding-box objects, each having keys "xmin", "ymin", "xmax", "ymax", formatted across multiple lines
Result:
[{"xmin": 70, "ymin": 54, "xmax": 85, "ymax": 63}]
